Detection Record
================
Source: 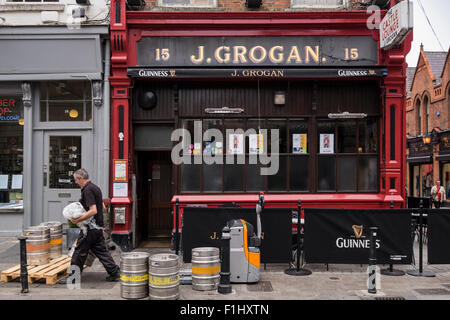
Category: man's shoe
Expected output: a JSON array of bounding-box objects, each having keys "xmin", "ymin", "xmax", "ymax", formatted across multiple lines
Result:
[{"xmin": 105, "ymin": 270, "xmax": 120, "ymax": 282}]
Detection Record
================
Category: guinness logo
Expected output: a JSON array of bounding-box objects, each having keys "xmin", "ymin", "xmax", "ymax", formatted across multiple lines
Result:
[
  {"xmin": 170, "ymin": 70, "xmax": 176, "ymax": 77},
  {"xmin": 369, "ymin": 69, "xmax": 375, "ymax": 75},
  {"xmin": 352, "ymin": 225, "xmax": 364, "ymax": 239}
]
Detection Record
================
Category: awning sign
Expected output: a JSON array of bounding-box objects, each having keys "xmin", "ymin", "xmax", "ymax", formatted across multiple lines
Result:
[{"xmin": 380, "ymin": 0, "xmax": 413, "ymax": 50}]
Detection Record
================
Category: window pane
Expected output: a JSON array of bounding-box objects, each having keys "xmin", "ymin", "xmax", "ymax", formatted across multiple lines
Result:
[
  {"xmin": 337, "ymin": 157, "xmax": 356, "ymax": 191},
  {"xmin": 268, "ymin": 156, "xmax": 286, "ymax": 191},
  {"xmin": 289, "ymin": 119, "xmax": 308, "ymax": 154},
  {"xmin": 358, "ymin": 118, "xmax": 378, "ymax": 153},
  {"xmin": 246, "ymin": 161, "xmax": 266, "ymax": 192},
  {"xmin": 267, "ymin": 119, "xmax": 287, "ymax": 153},
  {"xmin": 224, "ymin": 119, "xmax": 245, "ymax": 155},
  {"xmin": 160, "ymin": 0, "xmax": 215, "ymax": 6},
  {"xmin": 318, "ymin": 156, "xmax": 335, "ymax": 191},
  {"xmin": 203, "ymin": 119, "xmax": 223, "ymax": 156},
  {"xmin": 224, "ymin": 164, "xmax": 244, "ymax": 191},
  {"xmin": 290, "ymin": 156, "xmax": 308, "ymax": 191},
  {"xmin": 181, "ymin": 158, "xmax": 201, "ymax": 192},
  {"xmin": 337, "ymin": 121, "xmax": 356, "ymax": 153},
  {"xmin": 47, "ymin": 81, "xmax": 85, "ymax": 101},
  {"xmin": 247, "ymin": 119, "xmax": 265, "ymax": 154},
  {"xmin": 47, "ymin": 101, "xmax": 84, "ymax": 121},
  {"xmin": 203, "ymin": 159, "xmax": 222, "ymax": 192},
  {"xmin": 49, "ymin": 136, "xmax": 81, "ymax": 189},
  {"xmin": 0, "ymin": 97, "xmax": 24, "ymax": 204},
  {"xmin": 358, "ymin": 157, "xmax": 378, "ymax": 191},
  {"xmin": 292, "ymin": 0, "xmax": 342, "ymax": 5}
]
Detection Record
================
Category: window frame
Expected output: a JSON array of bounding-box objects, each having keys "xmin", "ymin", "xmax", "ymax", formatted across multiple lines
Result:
[
  {"xmin": 157, "ymin": 0, "xmax": 217, "ymax": 8},
  {"xmin": 290, "ymin": 0, "xmax": 348, "ymax": 9}
]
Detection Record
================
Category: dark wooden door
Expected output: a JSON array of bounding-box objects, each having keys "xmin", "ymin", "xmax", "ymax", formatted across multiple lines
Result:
[{"xmin": 146, "ymin": 152, "xmax": 172, "ymax": 238}]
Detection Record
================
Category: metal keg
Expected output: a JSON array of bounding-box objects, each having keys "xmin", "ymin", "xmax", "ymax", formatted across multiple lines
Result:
[
  {"xmin": 149, "ymin": 253, "xmax": 180, "ymax": 300},
  {"xmin": 40, "ymin": 221, "xmax": 63, "ymax": 259},
  {"xmin": 120, "ymin": 252, "xmax": 149, "ymax": 300},
  {"xmin": 24, "ymin": 226, "xmax": 50, "ymax": 265},
  {"xmin": 191, "ymin": 247, "xmax": 220, "ymax": 291}
]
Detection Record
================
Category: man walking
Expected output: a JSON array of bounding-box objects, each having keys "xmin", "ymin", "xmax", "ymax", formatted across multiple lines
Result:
[
  {"xmin": 63, "ymin": 168, "xmax": 120, "ymax": 282},
  {"xmin": 431, "ymin": 180, "xmax": 446, "ymax": 209}
]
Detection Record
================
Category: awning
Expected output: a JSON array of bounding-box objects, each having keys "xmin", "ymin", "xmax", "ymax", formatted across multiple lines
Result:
[
  {"xmin": 436, "ymin": 154, "xmax": 450, "ymax": 162},
  {"xmin": 406, "ymin": 155, "xmax": 432, "ymax": 163}
]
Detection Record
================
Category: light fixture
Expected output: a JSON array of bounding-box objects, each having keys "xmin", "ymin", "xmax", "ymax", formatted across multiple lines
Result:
[
  {"xmin": 328, "ymin": 112, "xmax": 367, "ymax": 119},
  {"xmin": 422, "ymin": 135, "xmax": 431, "ymax": 144},
  {"xmin": 21, "ymin": 82, "xmax": 32, "ymax": 108},
  {"xmin": 274, "ymin": 91, "xmax": 286, "ymax": 106},
  {"xmin": 18, "ymin": 118, "xmax": 24, "ymax": 126},
  {"xmin": 205, "ymin": 107, "xmax": 244, "ymax": 114},
  {"xmin": 92, "ymin": 81, "xmax": 103, "ymax": 107},
  {"xmin": 69, "ymin": 109, "xmax": 79, "ymax": 118}
]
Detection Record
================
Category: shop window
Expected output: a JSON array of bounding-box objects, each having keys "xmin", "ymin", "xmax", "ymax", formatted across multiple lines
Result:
[
  {"xmin": 0, "ymin": 96, "xmax": 23, "ymax": 206},
  {"xmin": 443, "ymin": 163, "xmax": 450, "ymax": 200},
  {"xmin": 181, "ymin": 158, "xmax": 201, "ymax": 192},
  {"xmin": 318, "ymin": 156, "xmax": 336, "ymax": 191},
  {"xmin": 158, "ymin": 0, "xmax": 216, "ymax": 7},
  {"xmin": 291, "ymin": 0, "xmax": 345, "ymax": 8},
  {"xmin": 40, "ymin": 81, "xmax": 92, "ymax": 122},
  {"xmin": 48, "ymin": 136, "xmax": 81, "ymax": 189}
]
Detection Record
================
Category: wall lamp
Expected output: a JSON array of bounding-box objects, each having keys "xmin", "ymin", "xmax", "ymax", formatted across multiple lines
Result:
[
  {"xmin": 328, "ymin": 112, "xmax": 367, "ymax": 119},
  {"xmin": 274, "ymin": 91, "xmax": 286, "ymax": 106}
]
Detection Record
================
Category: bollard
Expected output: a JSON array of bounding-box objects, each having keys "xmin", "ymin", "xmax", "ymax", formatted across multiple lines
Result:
[
  {"xmin": 285, "ymin": 200, "xmax": 312, "ymax": 276},
  {"xmin": 368, "ymin": 227, "xmax": 378, "ymax": 294},
  {"xmin": 218, "ymin": 225, "xmax": 232, "ymax": 294},
  {"xmin": 175, "ymin": 198, "xmax": 180, "ymax": 256},
  {"xmin": 407, "ymin": 199, "xmax": 435, "ymax": 277},
  {"xmin": 18, "ymin": 236, "xmax": 29, "ymax": 294}
]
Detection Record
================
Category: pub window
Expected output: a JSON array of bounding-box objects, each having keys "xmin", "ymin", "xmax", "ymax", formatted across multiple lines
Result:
[
  {"xmin": 40, "ymin": 81, "xmax": 92, "ymax": 122},
  {"xmin": 158, "ymin": 0, "xmax": 216, "ymax": 7},
  {"xmin": 291, "ymin": 0, "xmax": 345, "ymax": 8},
  {"xmin": 317, "ymin": 118, "xmax": 378, "ymax": 192},
  {"xmin": 0, "ymin": 96, "xmax": 23, "ymax": 206}
]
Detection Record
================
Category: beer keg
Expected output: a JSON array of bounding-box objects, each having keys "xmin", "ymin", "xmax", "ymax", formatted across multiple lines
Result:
[
  {"xmin": 120, "ymin": 252, "xmax": 149, "ymax": 300},
  {"xmin": 24, "ymin": 226, "xmax": 50, "ymax": 265},
  {"xmin": 191, "ymin": 247, "xmax": 220, "ymax": 291},
  {"xmin": 40, "ymin": 221, "xmax": 63, "ymax": 259},
  {"xmin": 149, "ymin": 253, "xmax": 180, "ymax": 300}
]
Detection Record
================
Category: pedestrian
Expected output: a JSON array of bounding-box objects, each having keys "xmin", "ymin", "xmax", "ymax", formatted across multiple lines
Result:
[
  {"xmin": 61, "ymin": 168, "xmax": 120, "ymax": 283},
  {"xmin": 431, "ymin": 180, "xmax": 445, "ymax": 209}
]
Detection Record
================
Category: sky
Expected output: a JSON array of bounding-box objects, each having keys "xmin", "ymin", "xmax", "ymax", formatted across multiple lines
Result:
[{"xmin": 405, "ymin": 0, "xmax": 450, "ymax": 67}]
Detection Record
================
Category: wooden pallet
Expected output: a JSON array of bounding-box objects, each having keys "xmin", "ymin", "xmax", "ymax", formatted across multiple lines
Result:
[{"xmin": 1, "ymin": 255, "xmax": 71, "ymax": 285}]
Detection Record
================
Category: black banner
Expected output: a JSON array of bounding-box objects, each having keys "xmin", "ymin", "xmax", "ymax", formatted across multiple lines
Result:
[
  {"xmin": 304, "ymin": 209, "xmax": 412, "ymax": 264},
  {"xmin": 407, "ymin": 197, "xmax": 431, "ymax": 208},
  {"xmin": 427, "ymin": 209, "xmax": 450, "ymax": 264},
  {"xmin": 127, "ymin": 67, "xmax": 387, "ymax": 79},
  {"xmin": 136, "ymin": 36, "xmax": 378, "ymax": 67},
  {"xmin": 181, "ymin": 207, "xmax": 292, "ymax": 264}
]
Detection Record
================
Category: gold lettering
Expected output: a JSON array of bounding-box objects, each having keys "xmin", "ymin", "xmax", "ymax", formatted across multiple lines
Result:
[
  {"xmin": 210, "ymin": 232, "xmax": 217, "ymax": 240},
  {"xmin": 305, "ymin": 45, "xmax": 320, "ymax": 63},
  {"xmin": 191, "ymin": 46, "xmax": 205, "ymax": 64},
  {"xmin": 286, "ymin": 46, "xmax": 302, "ymax": 63},
  {"xmin": 233, "ymin": 46, "xmax": 248, "ymax": 63},
  {"xmin": 277, "ymin": 70, "xmax": 284, "ymax": 77},
  {"xmin": 249, "ymin": 46, "xmax": 267, "ymax": 64},
  {"xmin": 242, "ymin": 70, "xmax": 249, "ymax": 76},
  {"xmin": 231, "ymin": 69, "xmax": 239, "ymax": 77},
  {"xmin": 215, "ymin": 46, "xmax": 231, "ymax": 63},
  {"xmin": 269, "ymin": 46, "xmax": 284, "ymax": 63}
]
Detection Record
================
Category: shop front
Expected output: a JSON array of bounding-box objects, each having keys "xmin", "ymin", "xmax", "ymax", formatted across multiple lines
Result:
[
  {"xmin": 109, "ymin": 5, "xmax": 412, "ymax": 250},
  {"xmin": 436, "ymin": 131, "xmax": 450, "ymax": 206},
  {"xmin": 0, "ymin": 27, "xmax": 110, "ymax": 235},
  {"xmin": 407, "ymin": 137, "xmax": 434, "ymax": 198}
]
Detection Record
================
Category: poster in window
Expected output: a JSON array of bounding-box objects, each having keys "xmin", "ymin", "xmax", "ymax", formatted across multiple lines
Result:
[
  {"xmin": 293, "ymin": 134, "xmax": 307, "ymax": 154},
  {"xmin": 228, "ymin": 134, "xmax": 244, "ymax": 155},
  {"xmin": 0, "ymin": 175, "xmax": 8, "ymax": 189},
  {"xmin": 11, "ymin": 175, "xmax": 23, "ymax": 189},
  {"xmin": 215, "ymin": 141, "xmax": 223, "ymax": 155},
  {"xmin": 193, "ymin": 142, "xmax": 202, "ymax": 155},
  {"xmin": 320, "ymin": 134, "xmax": 334, "ymax": 154},
  {"xmin": 152, "ymin": 164, "xmax": 161, "ymax": 180},
  {"xmin": 249, "ymin": 134, "xmax": 263, "ymax": 154},
  {"xmin": 204, "ymin": 142, "xmax": 212, "ymax": 155}
]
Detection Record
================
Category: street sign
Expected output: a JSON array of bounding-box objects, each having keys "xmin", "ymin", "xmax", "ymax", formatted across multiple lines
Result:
[{"xmin": 380, "ymin": 0, "xmax": 413, "ymax": 50}]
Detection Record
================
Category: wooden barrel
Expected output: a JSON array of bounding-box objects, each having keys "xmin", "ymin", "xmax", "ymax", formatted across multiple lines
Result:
[
  {"xmin": 120, "ymin": 252, "xmax": 149, "ymax": 300},
  {"xmin": 149, "ymin": 253, "xmax": 180, "ymax": 300},
  {"xmin": 40, "ymin": 221, "xmax": 63, "ymax": 259},
  {"xmin": 24, "ymin": 226, "xmax": 50, "ymax": 265},
  {"xmin": 191, "ymin": 247, "xmax": 220, "ymax": 291}
]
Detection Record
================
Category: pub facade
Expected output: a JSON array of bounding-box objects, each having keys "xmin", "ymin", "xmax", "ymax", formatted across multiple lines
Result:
[{"xmin": 109, "ymin": 0, "xmax": 412, "ymax": 250}]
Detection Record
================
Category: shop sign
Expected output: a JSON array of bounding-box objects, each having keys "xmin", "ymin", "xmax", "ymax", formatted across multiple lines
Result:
[
  {"xmin": 409, "ymin": 139, "xmax": 432, "ymax": 156},
  {"xmin": 137, "ymin": 36, "xmax": 378, "ymax": 67},
  {"xmin": 0, "ymin": 98, "xmax": 20, "ymax": 121},
  {"xmin": 380, "ymin": 0, "xmax": 413, "ymax": 50}
]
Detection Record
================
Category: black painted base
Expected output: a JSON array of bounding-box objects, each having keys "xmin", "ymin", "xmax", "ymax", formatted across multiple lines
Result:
[
  {"xmin": 111, "ymin": 232, "xmax": 133, "ymax": 252},
  {"xmin": 380, "ymin": 268, "xmax": 405, "ymax": 276},
  {"xmin": 406, "ymin": 269, "xmax": 436, "ymax": 277}
]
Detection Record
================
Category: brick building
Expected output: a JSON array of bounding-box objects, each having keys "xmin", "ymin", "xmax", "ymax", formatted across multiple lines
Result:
[{"xmin": 406, "ymin": 45, "xmax": 450, "ymax": 203}]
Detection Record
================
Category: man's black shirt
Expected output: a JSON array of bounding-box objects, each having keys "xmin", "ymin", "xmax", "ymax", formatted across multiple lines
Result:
[{"xmin": 80, "ymin": 181, "xmax": 104, "ymax": 227}]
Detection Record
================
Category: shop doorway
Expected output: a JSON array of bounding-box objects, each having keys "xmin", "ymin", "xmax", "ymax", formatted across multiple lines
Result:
[{"xmin": 136, "ymin": 151, "xmax": 173, "ymax": 247}]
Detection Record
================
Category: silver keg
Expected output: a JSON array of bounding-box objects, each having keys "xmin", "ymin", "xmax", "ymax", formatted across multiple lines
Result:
[
  {"xmin": 120, "ymin": 252, "xmax": 149, "ymax": 300},
  {"xmin": 40, "ymin": 221, "xmax": 63, "ymax": 259},
  {"xmin": 149, "ymin": 253, "xmax": 180, "ymax": 300},
  {"xmin": 24, "ymin": 225, "xmax": 50, "ymax": 265},
  {"xmin": 191, "ymin": 247, "xmax": 220, "ymax": 291}
]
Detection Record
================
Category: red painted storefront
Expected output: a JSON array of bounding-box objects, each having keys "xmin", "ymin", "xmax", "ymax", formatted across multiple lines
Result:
[{"xmin": 109, "ymin": 1, "xmax": 412, "ymax": 250}]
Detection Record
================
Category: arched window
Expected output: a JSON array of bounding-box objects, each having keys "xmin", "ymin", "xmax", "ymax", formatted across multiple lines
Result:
[
  {"xmin": 416, "ymin": 99, "xmax": 421, "ymax": 135},
  {"xmin": 424, "ymin": 95, "xmax": 429, "ymax": 134}
]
